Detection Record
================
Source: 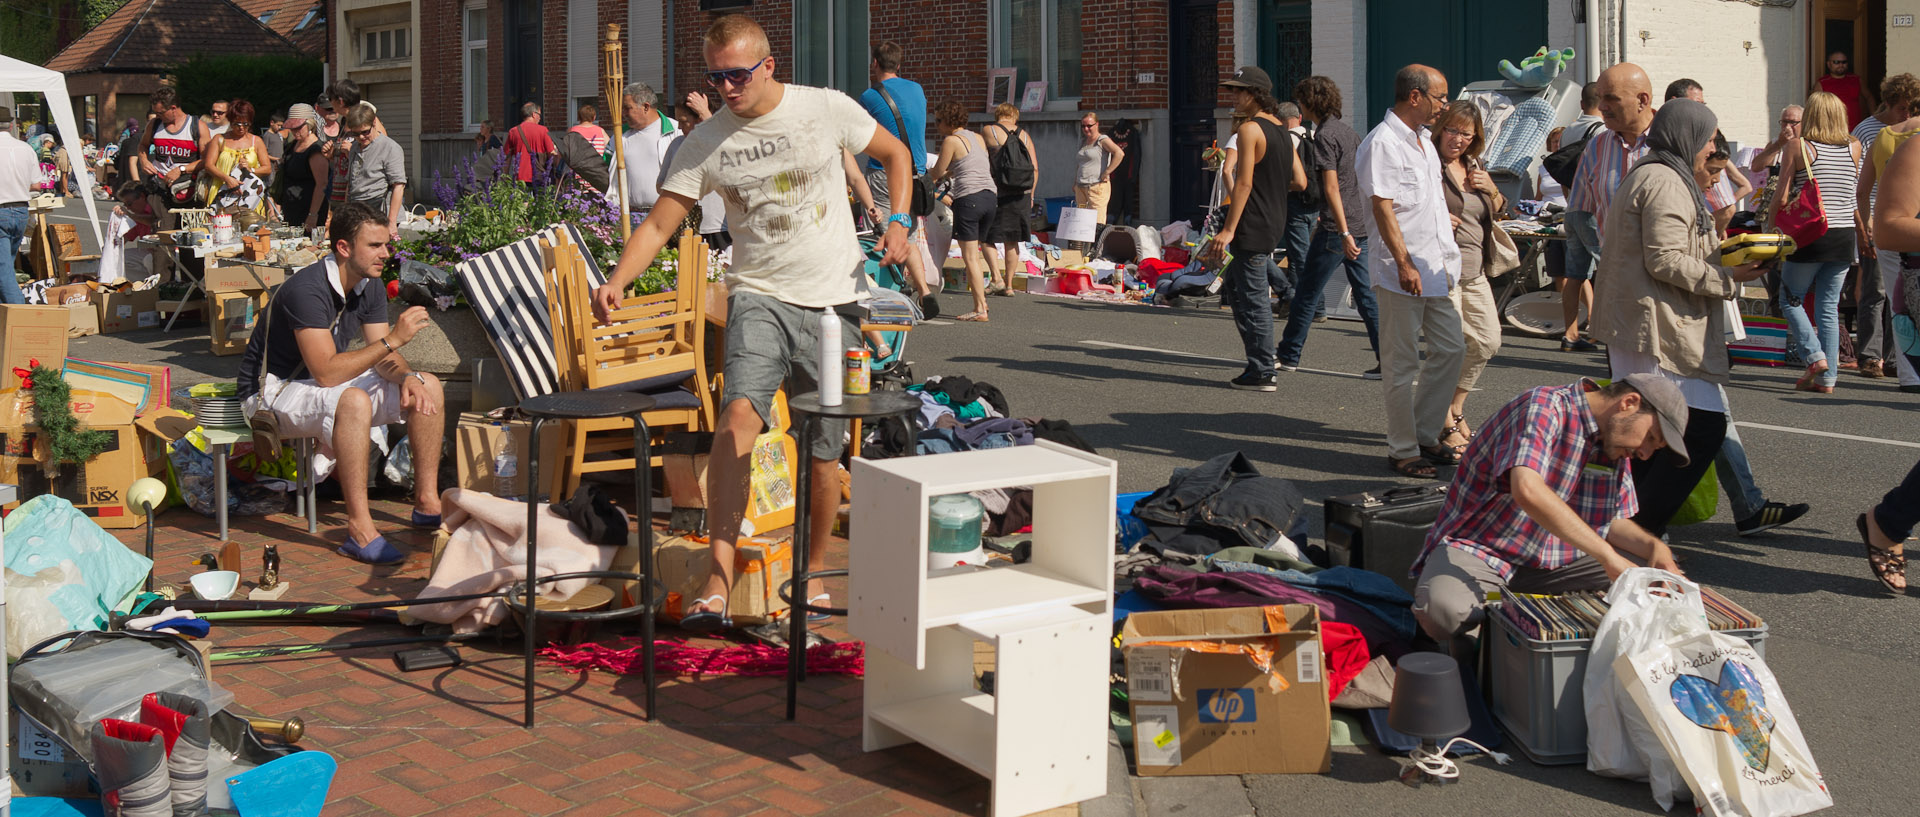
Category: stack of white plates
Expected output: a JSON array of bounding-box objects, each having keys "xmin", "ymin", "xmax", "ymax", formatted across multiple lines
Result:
[{"xmin": 191, "ymin": 396, "xmax": 247, "ymax": 428}]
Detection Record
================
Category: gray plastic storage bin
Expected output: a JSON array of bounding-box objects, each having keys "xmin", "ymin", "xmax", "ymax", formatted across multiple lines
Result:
[{"xmin": 1484, "ymin": 611, "xmax": 1768, "ymax": 765}]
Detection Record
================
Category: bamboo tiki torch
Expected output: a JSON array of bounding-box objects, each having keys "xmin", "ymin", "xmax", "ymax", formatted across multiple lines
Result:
[{"xmin": 604, "ymin": 24, "xmax": 632, "ymax": 241}]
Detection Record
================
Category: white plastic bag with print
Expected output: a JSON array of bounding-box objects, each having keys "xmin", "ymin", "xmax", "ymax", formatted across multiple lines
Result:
[
  {"xmin": 1586, "ymin": 568, "xmax": 1708, "ymax": 808},
  {"xmin": 1615, "ymin": 629, "xmax": 1833, "ymax": 817}
]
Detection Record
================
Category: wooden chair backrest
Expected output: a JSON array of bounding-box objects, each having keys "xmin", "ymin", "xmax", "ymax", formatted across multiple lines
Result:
[{"xmin": 543, "ymin": 229, "xmax": 708, "ymax": 395}]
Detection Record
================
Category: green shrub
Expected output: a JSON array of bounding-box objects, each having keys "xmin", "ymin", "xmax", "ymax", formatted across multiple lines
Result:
[{"xmin": 167, "ymin": 54, "xmax": 325, "ymax": 120}]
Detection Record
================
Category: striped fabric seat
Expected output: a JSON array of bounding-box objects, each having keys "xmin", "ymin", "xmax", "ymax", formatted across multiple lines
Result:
[{"xmin": 456, "ymin": 224, "xmax": 607, "ymax": 400}]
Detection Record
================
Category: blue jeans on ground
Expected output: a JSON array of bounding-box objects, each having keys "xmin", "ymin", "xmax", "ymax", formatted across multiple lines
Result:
[
  {"xmin": 0, "ymin": 206, "xmax": 28, "ymax": 305},
  {"xmin": 1779, "ymin": 259, "xmax": 1850, "ymax": 386},
  {"xmin": 1276, "ymin": 210, "xmax": 1318, "ymax": 301},
  {"xmin": 1277, "ymin": 231, "xmax": 1379, "ymax": 366},
  {"xmin": 1714, "ymin": 422, "xmax": 1766, "ymax": 521},
  {"xmin": 1225, "ymin": 249, "xmax": 1281, "ymax": 378}
]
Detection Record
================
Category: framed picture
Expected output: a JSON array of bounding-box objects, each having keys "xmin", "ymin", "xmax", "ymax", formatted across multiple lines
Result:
[
  {"xmin": 987, "ymin": 69, "xmax": 1019, "ymax": 110},
  {"xmin": 1019, "ymin": 81, "xmax": 1048, "ymax": 113}
]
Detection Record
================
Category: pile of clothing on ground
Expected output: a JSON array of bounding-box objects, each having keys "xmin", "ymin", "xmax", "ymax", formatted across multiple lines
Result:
[{"xmin": 1113, "ymin": 452, "xmax": 1416, "ymax": 709}]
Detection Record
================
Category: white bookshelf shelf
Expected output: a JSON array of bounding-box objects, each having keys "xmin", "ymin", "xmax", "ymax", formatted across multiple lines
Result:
[{"xmin": 851, "ymin": 441, "xmax": 1116, "ymax": 817}]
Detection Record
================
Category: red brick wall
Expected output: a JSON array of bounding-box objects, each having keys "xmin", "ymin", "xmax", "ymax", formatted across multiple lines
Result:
[
  {"xmin": 671, "ymin": 0, "xmax": 797, "ymax": 102},
  {"xmin": 865, "ymin": 0, "xmax": 988, "ymax": 109},
  {"xmin": 1216, "ymin": 0, "xmax": 1233, "ymax": 93},
  {"xmin": 1082, "ymin": 0, "xmax": 1169, "ymax": 111}
]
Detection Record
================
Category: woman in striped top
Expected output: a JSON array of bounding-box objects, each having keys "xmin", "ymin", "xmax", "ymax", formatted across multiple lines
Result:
[{"xmin": 1769, "ymin": 91, "xmax": 1863, "ymax": 393}]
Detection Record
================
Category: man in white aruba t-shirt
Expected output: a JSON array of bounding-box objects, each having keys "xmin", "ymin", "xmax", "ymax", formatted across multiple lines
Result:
[{"xmin": 593, "ymin": 13, "xmax": 915, "ymax": 634}]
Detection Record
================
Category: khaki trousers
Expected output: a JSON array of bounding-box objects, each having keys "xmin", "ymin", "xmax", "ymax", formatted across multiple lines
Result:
[
  {"xmin": 1074, "ymin": 181, "xmax": 1112, "ymax": 224},
  {"xmin": 1376, "ymin": 286, "xmax": 1465, "ymax": 461},
  {"xmin": 1451, "ymin": 274, "xmax": 1502, "ymax": 391}
]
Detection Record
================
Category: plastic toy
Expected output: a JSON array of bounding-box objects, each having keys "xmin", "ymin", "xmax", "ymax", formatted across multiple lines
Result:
[{"xmin": 1499, "ymin": 47, "xmax": 1576, "ymax": 88}]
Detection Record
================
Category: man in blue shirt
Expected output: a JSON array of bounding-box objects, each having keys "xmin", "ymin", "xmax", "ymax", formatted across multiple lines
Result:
[{"xmin": 858, "ymin": 41, "xmax": 938, "ymax": 316}]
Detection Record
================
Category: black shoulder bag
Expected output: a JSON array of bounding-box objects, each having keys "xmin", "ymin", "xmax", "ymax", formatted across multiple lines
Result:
[{"xmin": 871, "ymin": 84, "xmax": 933, "ymax": 217}]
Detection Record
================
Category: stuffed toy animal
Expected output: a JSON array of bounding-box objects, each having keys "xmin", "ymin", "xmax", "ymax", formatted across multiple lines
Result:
[{"xmin": 1499, "ymin": 46, "xmax": 1576, "ymax": 88}]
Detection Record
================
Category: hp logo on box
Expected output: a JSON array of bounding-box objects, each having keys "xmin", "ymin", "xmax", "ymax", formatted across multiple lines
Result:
[{"xmin": 1197, "ymin": 689, "xmax": 1255, "ymax": 723}]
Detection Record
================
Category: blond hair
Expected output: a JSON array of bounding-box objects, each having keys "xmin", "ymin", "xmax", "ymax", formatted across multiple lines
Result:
[
  {"xmin": 1801, "ymin": 91, "xmax": 1850, "ymax": 145},
  {"xmin": 704, "ymin": 14, "xmax": 769, "ymax": 61},
  {"xmin": 992, "ymin": 103, "xmax": 1019, "ymax": 121}
]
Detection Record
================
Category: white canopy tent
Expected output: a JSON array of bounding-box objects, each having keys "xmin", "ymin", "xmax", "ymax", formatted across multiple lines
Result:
[{"xmin": 0, "ymin": 53, "xmax": 104, "ymax": 246}]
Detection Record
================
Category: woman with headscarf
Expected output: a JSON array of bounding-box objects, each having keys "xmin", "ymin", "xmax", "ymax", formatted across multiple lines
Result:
[{"xmin": 1590, "ymin": 100, "xmax": 1772, "ymax": 537}]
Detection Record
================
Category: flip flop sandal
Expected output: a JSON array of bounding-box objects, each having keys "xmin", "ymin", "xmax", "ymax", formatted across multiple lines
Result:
[
  {"xmin": 1857, "ymin": 514, "xmax": 1908, "ymax": 594},
  {"xmin": 1387, "ymin": 456, "xmax": 1437, "ymax": 479},
  {"xmin": 807, "ymin": 593, "xmax": 833, "ymax": 623},
  {"xmin": 337, "ymin": 535, "xmax": 405, "ymax": 565},
  {"xmin": 1420, "ymin": 445, "xmax": 1462, "ymax": 467},
  {"xmin": 955, "ymin": 311, "xmax": 990, "ymax": 322},
  {"xmin": 410, "ymin": 510, "xmax": 442, "ymax": 529},
  {"xmin": 680, "ymin": 594, "xmax": 733, "ymax": 633}
]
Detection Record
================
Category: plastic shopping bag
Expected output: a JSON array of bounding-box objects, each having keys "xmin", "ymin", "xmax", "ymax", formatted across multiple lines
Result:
[
  {"xmin": 1616, "ymin": 629, "xmax": 1833, "ymax": 817},
  {"xmin": 1586, "ymin": 569, "xmax": 1709, "ymax": 808}
]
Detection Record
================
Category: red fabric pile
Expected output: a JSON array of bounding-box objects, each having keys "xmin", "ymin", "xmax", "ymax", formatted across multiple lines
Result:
[{"xmin": 538, "ymin": 638, "xmax": 866, "ymax": 678}]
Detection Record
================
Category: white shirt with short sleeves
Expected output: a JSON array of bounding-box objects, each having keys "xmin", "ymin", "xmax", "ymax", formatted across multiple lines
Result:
[
  {"xmin": 1357, "ymin": 109, "xmax": 1461, "ymax": 298},
  {"xmin": 660, "ymin": 85, "xmax": 877, "ymax": 308}
]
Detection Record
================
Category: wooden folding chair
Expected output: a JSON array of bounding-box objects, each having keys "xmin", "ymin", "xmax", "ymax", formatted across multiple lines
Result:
[{"xmin": 541, "ymin": 229, "xmax": 716, "ymax": 500}]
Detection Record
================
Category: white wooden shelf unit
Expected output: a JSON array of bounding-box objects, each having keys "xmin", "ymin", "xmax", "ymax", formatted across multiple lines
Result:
[{"xmin": 849, "ymin": 440, "xmax": 1116, "ymax": 817}]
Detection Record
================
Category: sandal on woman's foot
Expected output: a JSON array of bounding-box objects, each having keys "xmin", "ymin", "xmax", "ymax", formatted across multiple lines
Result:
[
  {"xmin": 955, "ymin": 311, "xmax": 990, "ymax": 322},
  {"xmin": 1856, "ymin": 514, "xmax": 1908, "ymax": 593},
  {"xmin": 1794, "ymin": 360, "xmax": 1829, "ymax": 391},
  {"xmin": 1387, "ymin": 456, "xmax": 1437, "ymax": 479},
  {"xmin": 681, "ymin": 594, "xmax": 734, "ymax": 633},
  {"xmin": 807, "ymin": 593, "xmax": 833, "ymax": 622},
  {"xmin": 1420, "ymin": 444, "xmax": 1461, "ymax": 466}
]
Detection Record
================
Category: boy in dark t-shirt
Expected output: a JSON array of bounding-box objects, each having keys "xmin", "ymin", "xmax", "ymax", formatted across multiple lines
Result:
[{"xmin": 238, "ymin": 201, "xmax": 444, "ymax": 565}]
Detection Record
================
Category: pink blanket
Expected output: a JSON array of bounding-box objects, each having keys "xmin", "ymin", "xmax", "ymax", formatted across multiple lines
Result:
[{"xmin": 408, "ymin": 488, "xmax": 619, "ymax": 634}]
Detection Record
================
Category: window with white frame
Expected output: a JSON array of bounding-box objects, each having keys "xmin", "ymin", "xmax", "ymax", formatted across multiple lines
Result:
[
  {"xmin": 992, "ymin": 0, "xmax": 1081, "ymax": 102},
  {"xmin": 792, "ymin": 0, "xmax": 868, "ymax": 95},
  {"xmin": 359, "ymin": 23, "xmax": 411, "ymax": 65},
  {"xmin": 294, "ymin": 9, "xmax": 319, "ymax": 31},
  {"xmin": 464, "ymin": 4, "xmax": 488, "ymax": 129}
]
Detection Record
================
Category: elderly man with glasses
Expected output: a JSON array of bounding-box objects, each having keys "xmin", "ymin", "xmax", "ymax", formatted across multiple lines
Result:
[
  {"xmin": 1357, "ymin": 63, "xmax": 1465, "ymax": 480},
  {"xmin": 341, "ymin": 103, "xmax": 406, "ymax": 239}
]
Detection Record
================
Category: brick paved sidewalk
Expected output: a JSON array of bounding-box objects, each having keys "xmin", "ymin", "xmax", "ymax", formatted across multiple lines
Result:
[{"xmin": 114, "ymin": 493, "xmax": 1043, "ymax": 817}]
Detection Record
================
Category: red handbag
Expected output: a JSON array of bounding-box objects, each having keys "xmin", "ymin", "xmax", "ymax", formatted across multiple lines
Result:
[{"xmin": 1774, "ymin": 140, "xmax": 1828, "ymax": 248}]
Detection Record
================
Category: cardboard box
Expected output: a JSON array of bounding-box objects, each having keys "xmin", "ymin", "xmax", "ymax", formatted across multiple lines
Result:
[
  {"xmin": 655, "ymin": 533, "xmax": 792, "ymax": 626},
  {"xmin": 94, "ymin": 288, "xmax": 162, "ymax": 334},
  {"xmin": 0, "ymin": 305, "xmax": 71, "ymax": 412},
  {"xmin": 44, "ymin": 283, "xmax": 91, "ymax": 306},
  {"xmin": 452, "ymin": 412, "xmax": 561, "ymax": 498},
  {"xmin": 203, "ymin": 262, "xmax": 286, "ymax": 293},
  {"xmin": 62, "ymin": 303, "xmax": 98, "ymax": 338},
  {"xmin": 10, "ymin": 713, "xmax": 98, "ymax": 799},
  {"xmin": 1122, "ymin": 605, "xmax": 1331, "ymax": 776},
  {"xmin": 209, "ymin": 290, "xmax": 268, "ymax": 356},
  {"xmin": 0, "ymin": 391, "xmax": 164, "ymax": 528}
]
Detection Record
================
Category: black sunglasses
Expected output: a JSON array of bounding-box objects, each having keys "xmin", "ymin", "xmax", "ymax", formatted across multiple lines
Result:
[{"xmin": 706, "ymin": 57, "xmax": 769, "ymax": 88}]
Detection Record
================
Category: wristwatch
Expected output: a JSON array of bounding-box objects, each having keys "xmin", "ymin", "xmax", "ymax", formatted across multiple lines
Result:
[
  {"xmin": 885, "ymin": 213, "xmax": 912, "ymax": 230},
  {"xmin": 408, "ymin": 372, "xmax": 428, "ymax": 386}
]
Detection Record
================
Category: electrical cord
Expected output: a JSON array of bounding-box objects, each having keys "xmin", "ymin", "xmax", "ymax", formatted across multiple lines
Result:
[{"xmin": 1408, "ymin": 737, "xmax": 1514, "ymax": 780}]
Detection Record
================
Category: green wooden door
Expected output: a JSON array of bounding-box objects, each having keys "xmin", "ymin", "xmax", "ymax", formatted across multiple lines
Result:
[
  {"xmin": 1258, "ymin": 0, "xmax": 1313, "ymax": 102},
  {"xmin": 1364, "ymin": 0, "xmax": 1548, "ymax": 126}
]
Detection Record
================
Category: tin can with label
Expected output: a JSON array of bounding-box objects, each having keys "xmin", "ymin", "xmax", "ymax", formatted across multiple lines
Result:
[{"xmin": 845, "ymin": 348, "xmax": 872, "ymax": 395}]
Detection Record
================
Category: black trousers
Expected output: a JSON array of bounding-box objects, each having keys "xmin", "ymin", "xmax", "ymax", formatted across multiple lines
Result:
[{"xmin": 1629, "ymin": 406, "xmax": 1729, "ymax": 537}]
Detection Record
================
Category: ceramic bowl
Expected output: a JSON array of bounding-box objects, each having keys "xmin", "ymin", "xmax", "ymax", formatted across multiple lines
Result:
[{"xmin": 190, "ymin": 570, "xmax": 240, "ymax": 600}]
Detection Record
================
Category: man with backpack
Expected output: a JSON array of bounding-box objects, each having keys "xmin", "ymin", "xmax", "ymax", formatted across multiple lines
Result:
[
  {"xmin": 1562, "ymin": 72, "xmax": 1651, "ymax": 352},
  {"xmin": 858, "ymin": 41, "xmax": 939, "ymax": 317},
  {"xmin": 1278, "ymin": 76, "xmax": 1381, "ymax": 378},
  {"xmin": 982, "ymin": 102, "xmax": 1038, "ymax": 296}
]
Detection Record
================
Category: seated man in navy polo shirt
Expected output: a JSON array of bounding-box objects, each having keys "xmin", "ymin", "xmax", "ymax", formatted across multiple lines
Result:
[{"xmin": 238, "ymin": 201, "xmax": 444, "ymax": 564}]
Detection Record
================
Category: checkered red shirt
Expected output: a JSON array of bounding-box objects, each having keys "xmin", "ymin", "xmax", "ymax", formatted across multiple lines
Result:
[{"xmin": 1411, "ymin": 381, "xmax": 1640, "ymax": 581}]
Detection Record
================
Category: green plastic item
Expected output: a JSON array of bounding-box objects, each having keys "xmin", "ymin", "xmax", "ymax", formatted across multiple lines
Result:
[{"xmin": 1668, "ymin": 463, "xmax": 1720, "ymax": 527}]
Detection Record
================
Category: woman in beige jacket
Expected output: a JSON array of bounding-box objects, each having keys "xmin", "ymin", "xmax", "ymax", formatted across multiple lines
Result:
[{"xmin": 1591, "ymin": 100, "xmax": 1770, "ymax": 536}]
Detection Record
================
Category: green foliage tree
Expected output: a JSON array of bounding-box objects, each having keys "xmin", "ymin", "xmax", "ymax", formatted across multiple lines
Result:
[{"xmin": 167, "ymin": 53, "xmax": 325, "ymax": 122}]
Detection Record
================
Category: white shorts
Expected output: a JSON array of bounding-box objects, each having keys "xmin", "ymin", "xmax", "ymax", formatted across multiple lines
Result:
[{"xmin": 243, "ymin": 370, "xmax": 406, "ymax": 452}]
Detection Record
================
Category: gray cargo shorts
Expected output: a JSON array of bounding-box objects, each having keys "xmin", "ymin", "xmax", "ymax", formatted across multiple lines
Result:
[{"xmin": 721, "ymin": 289, "xmax": 862, "ymax": 461}]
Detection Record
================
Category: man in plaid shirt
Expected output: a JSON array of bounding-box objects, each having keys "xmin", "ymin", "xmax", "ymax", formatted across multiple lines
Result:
[{"xmin": 1410, "ymin": 375, "xmax": 1690, "ymax": 650}]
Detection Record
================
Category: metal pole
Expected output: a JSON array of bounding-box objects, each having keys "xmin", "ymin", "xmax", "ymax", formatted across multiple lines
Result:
[{"xmin": 605, "ymin": 24, "xmax": 633, "ymax": 242}]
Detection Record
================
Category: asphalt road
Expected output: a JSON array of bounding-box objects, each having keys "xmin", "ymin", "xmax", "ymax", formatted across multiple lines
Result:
[{"xmin": 50, "ymin": 192, "xmax": 1917, "ymax": 814}]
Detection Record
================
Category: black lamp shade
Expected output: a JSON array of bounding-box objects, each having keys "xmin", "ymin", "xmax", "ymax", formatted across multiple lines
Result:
[{"xmin": 1387, "ymin": 652, "xmax": 1471, "ymax": 741}]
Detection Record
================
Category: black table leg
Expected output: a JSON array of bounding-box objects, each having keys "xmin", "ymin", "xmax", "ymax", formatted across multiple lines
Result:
[
  {"xmin": 524, "ymin": 417, "xmax": 545, "ymax": 729},
  {"xmin": 786, "ymin": 414, "xmax": 815, "ymax": 720},
  {"xmin": 633, "ymin": 417, "xmax": 656, "ymax": 721}
]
